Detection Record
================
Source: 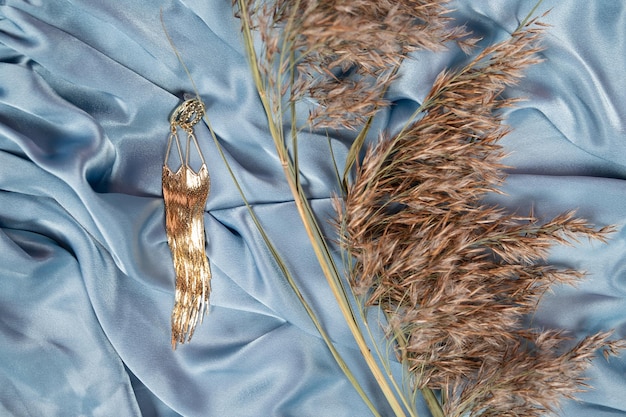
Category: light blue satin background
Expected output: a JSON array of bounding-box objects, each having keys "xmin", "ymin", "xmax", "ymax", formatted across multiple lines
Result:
[{"xmin": 1, "ymin": 1, "xmax": 625, "ymax": 416}]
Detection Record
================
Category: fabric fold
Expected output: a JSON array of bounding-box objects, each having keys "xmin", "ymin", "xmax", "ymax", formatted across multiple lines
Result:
[{"xmin": 1, "ymin": 1, "xmax": 626, "ymax": 416}]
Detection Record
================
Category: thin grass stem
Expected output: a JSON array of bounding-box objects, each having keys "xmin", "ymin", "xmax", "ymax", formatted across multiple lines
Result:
[
  {"xmin": 237, "ymin": 1, "xmax": 411, "ymax": 415},
  {"xmin": 422, "ymin": 388, "xmax": 444, "ymax": 417},
  {"xmin": 518, "ymin": 0, "xmax": 545, "ymax": 31},
  {"xmin": 205, "ymin": 116, "xmax": 380, "ymax": 416}
]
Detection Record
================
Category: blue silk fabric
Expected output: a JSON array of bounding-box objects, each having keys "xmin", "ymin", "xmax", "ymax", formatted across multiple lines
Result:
[{"xmin": 1, "ymin": 1, "xmax": 626, "ymax": 416}]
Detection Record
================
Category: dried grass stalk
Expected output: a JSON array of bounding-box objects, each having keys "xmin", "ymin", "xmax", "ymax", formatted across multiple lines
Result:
[
  {"xmin": 237, "ymin": 0, "xmax": 624, "ymax": 414},
  {"xmin": 240, "ymin": 0, "xmax": 475, "ymax": 130},
  {"xmin": 338, "ymin": 16, "xmax": 625, "ymax": 417}
]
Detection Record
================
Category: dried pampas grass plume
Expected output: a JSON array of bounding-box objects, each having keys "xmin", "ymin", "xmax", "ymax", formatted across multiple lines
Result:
[
  {"xmin": 239, "ymin": 0, "xmax": 476, "ymax": 130},
  {"xmin": 338, "ymin": 15, "xmax": 624, "ymax": 417},
  {"xmin": 234, "ymin": 0, "xmax": 624, "ymax": 414}
]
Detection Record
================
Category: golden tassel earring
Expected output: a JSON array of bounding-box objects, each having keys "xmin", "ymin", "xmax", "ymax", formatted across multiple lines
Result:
[{"xmin": 162, "ymin": 98, "xmax": 212, "ymax": 349}]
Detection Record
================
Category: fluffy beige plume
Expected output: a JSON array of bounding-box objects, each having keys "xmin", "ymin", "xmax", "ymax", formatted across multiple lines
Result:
[
  {"xmin": 339, "ymin": 16, "xmax": 624, "ymax": 417},
  {"xmin": 236, "ymin": 1, "xmax": 624, "ymax": 415},
  {"xmin": 241, "ymin": 0, "xmax": 474, "ymax": 129}
]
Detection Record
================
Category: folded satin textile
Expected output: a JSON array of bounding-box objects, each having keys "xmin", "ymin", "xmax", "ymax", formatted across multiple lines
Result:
[{"xmin": 1, "ymin": 1, "xmax": 625, "ymax": 416}]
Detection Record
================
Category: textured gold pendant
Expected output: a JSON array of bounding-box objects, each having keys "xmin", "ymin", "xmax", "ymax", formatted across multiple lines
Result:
[{"xmin": 162, "ymin": 98, "xmax": 211, "ymax": 348}]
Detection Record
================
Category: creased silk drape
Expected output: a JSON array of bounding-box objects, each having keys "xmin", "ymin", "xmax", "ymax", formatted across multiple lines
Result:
[{"xmin": 1, "ymin": 1, "xmax": 625, "ymax": 416}]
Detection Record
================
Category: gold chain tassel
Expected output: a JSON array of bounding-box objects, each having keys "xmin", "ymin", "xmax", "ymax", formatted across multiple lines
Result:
[{"xmin": 162, "ymin": 98, "xmax": 212, "ymax": 349}]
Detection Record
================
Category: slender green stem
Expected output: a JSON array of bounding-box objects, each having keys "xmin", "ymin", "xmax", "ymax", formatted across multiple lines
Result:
[
  {"xmin": 280, "ymin": 150, "xmax": 409, "ymax": 417},
  {"xmin": 237, "ymin": 1, "xmax": 409, "ymax": 415},
  {"xmin": 422, "ymin": 388, "xmax": 444, "ymax": 417},
  {"xmin": 327, "ymin": 133, "xmax": 342, "ymax": 189},
  {"xmin": 342, "ymin": 115, "xmax": 373, "ymax": 193},
  {"xmin": 354, "ymin": 296, "xmax": 421, "ymax": 417},
  {"xmin": 289, "ymin": 50, "xmax": 300, "ymax": 191},
  {"xmin": 518, "ymin": 0, "xmax": 544, "ymax": 31},
  {"xmin": 204, "ymin": 114, "xmax": 380, "ymax": 416}
]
